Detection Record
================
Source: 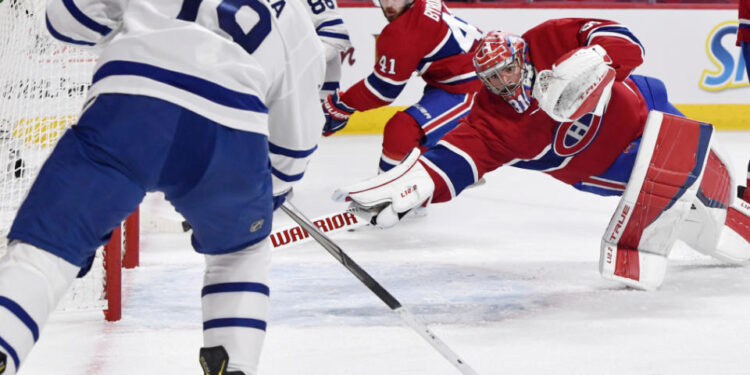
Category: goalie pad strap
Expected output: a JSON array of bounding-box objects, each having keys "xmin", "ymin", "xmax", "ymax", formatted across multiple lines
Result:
[
  {"xmin": 727, "ymin": 204, "xmax": 750, "ymax": 243},
  {"xmin": 696, "ymin": 151, "xmax": 733, "ymax": 209},
  {"xmin": 601, "ymin": 112, "xmax": 713, "ymax": 289}
]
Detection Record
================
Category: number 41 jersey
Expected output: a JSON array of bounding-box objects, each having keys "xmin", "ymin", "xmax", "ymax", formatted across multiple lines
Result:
[
  {"xmin": 339, "ymin": 0, "xmax": 483, "ymax": 110},
  {"xmin": 45, "ymin": 0, "xmax": 326, "ymax": 137}
]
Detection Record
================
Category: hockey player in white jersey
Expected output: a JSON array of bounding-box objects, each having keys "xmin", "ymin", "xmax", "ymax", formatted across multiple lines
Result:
[
  {"xmin": 298, "ymin": 0, "xmax": 353, "ymax": 99},
  {"xmin": 0, "ymin": 0, "xmax": 325, "ymax": 374}
]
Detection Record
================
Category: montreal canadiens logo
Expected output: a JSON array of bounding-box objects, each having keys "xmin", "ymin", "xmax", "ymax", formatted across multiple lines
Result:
[{"xmin": 552, "ymin": 113, "xmax": 602, "ymax": 157}]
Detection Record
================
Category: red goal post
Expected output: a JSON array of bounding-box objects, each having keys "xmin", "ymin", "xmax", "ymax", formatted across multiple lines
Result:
[{"xmin": 0, "ymin": 0, "xmax": 139, "ymax": 322}]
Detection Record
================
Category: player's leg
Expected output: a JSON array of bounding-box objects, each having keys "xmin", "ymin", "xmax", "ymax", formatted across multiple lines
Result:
[
  {"xmin": 742, "ymin": 42, "xmax": 750, "ymax": 88},
  {"xmin": 600, "ymin": 112, "xmax": 713, "ymax": 290},
  {"xmin": 0, "ymin": 94, "xmax": 169, "ymax": 374},
  {"xmin": 380, "ymin": 112, "xmax": 424, "ymax": 173},
  {"xmin": 198, "ymin": 241, "xmax": 270, "ymax": 375},
  {"xmin": 379, "ymin": 87, "xmax": 475, "ymax": 172},
  {"xmin": 0, "ymin": 242, "xmax": 79, "ymax": 375},
  {"xmin": 160, "ymin": 117, "xmax": 273, "ymax": 375},
  {"xmin": 678, "ymin": 147, "xmax": 750, "ymax": 263}
]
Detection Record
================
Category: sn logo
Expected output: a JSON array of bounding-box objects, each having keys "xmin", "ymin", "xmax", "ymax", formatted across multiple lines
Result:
[{"xmin": 699, "ymin": 21, "xmax": 749, "ymax": 91}]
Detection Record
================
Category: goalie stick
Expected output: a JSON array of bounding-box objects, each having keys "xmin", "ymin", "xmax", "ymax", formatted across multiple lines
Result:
[{"xmin": 280, "ymin": 201, "xmax": 480, "ymax": 375}]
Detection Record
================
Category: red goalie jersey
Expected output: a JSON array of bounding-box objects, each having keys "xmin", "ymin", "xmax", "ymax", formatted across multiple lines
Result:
[
  {"xmin": 418, "ymin": 18, "xmax": 656, "ymax": 202},
  {"xmin": 338, "ymin": 0, "xmax": 482, "ymax": 110}
]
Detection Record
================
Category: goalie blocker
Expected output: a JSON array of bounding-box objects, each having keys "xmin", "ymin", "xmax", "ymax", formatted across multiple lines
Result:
[{"xmin": 601, "ymin": 111, "xmax": 750, "ymax": 290}]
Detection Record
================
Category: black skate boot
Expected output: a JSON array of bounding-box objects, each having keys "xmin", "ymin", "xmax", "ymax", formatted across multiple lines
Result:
[
  {"xmin": 0, "ymin": 350, "xmax": 7, "ymax": 374},
  {"xmin": 199, "ymin": 346, "xmax": 244, "ymax": 375}
]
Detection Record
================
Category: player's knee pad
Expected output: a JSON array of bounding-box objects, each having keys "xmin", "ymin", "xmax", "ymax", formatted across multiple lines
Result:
[
  {"xmin": 679, "ymin": 147, "xmax": 750, "ymax": 263},
  {"xmin": 202, "ymin": 240, "xmax": 271, "ymax": 375},
  {"xmin": 380, "ymin": 112, "xmax": 424, "ymax": 172},
  {"xmin": 0, "ymin": 241, "xmax": 79, "ymax": 373},
  {"xmin": 600, "ymin": 112, "xmax": 713, "ymax": 290}
]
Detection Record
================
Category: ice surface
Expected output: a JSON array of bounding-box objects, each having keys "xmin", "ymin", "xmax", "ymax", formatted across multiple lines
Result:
[{"xmin": 18, "ymin": 133, "xmax": 750, "ymax": 375}]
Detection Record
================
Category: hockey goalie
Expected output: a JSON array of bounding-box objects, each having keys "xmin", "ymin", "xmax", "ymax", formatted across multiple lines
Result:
[{"xmin": 333, "ymin": 18, "xmax": 750, "ymax": 291}]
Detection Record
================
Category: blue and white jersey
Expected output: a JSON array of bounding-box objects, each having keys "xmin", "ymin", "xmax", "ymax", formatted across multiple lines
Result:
[
  {"xmin": 45, "ymin": 0, "xmax": 326, "ymax": 196},
  {"xmin": 297, "ymin": 0, "xmax": 352, "ymax": 98}
]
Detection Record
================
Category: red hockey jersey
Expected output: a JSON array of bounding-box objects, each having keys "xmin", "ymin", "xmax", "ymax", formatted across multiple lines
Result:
[
  {"xmin": 339, "ymin": 0, "xmax": 483, "ymax": 110},
  {"xmin": 739, "ymin": 0, "xmax": 750, "ymax": 44},
  {"xmin": 418, "ymin": 19, "xmax": 650, "ymax": 203}
]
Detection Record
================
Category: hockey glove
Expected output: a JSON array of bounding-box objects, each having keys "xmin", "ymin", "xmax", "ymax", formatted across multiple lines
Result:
[
  {"xmin": 332, "ymin": 148, "xmax": 434, "ymax": 228},
  {"xmin": 322, "ymin": 90, "xmax": 355, "ymax": 136},
  {"xmin": 273, "ymin": 189, "xmax": 292, "ymax": 211},
  {"xmin": 532, "ymin": 44, "xmax": 615, "ymax": 122}
]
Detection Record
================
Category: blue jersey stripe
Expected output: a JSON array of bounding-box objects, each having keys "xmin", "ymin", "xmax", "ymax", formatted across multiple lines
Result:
[
  {"xmin": 321, "ymin": 82, "xmax": 340, "ymax": 92},
  {"xmin": 269, "ymin": 143, "xmax": 317, "ymax": 158},
  {"xmin": 202, "ymin": 282, "xmax": 270, "ymax": 297},
  {"xmin": 422, "ymin": 36, "xmax": 464, "ymax": 63},
  {"xmin": 316, "ymin": 19, "xmax": 344, "ymax": 31},
  {"xmin": 366, "ymin": 74, "xmax": 405, "ymax": 101},
  {"xmin": 204, "ymin": 318, "xmax": 267, "ymax": 331},
  {"xmin": 93, "ymin": 61, "xmax": 269, "ymax": 113},
  {"xmin": 572, "ymin": 183, "xmax": 624, "ymax": 197},
  {"xmin": 271, "ymin": 167, "xmax": 304, "ymax": 182},
  {"xmin": 510, "ymin": 148, "xmax": 568, "ymax": 172},
  {"xmin": 422, "ymin": 145, "xmax": 476, "ymax": 195},
  {"xmin": 62, "ymin": 0, "xmax": 112, "ymax": 36},
  {"xmin": 0, "ymin": 297, "xmax": 39, "ymax": 341},
  {"xmin": 177, "ymin": 0, "xmax": 202, "ymax": 21},
  {"xmin": 317, "ymin": 31, "xmax": 350, "ymax": 40},
  {"xmin": 589, "ymin": 25, "xmax": 645, "ymax": 54},
  {"xmin": 0, "ymin": 336, "xmax": 19, "ymax": 370},
  {"xmin": 45, "ymin": 16, "xmax": 96, "ymax": 46}
]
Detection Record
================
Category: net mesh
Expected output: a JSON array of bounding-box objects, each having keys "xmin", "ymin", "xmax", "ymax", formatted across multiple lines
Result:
[{"xmin": 0, "ymin": 0, "xmax": 107, "ymax": 311}]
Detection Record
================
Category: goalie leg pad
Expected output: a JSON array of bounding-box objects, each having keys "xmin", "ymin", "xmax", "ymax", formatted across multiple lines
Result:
[
  {"xmin": 600, "ymin": 112, "xmax": 713, "ymax": 290},
  {"xmin": 0, "ymin": 242, "xmax": 79, "ymax": 374},
  {"xmin": 678, "ymin": 147, "xmax": 750, "ymax": 263},
  {"xmin": 202, "ymin": 240, "xmax": 271, "ymax": 375},
  {"xmin": 721, "ymin": 200, "xmax": 750, "ymax": 261}
]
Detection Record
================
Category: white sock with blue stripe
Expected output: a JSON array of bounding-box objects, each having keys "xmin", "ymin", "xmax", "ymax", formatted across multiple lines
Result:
[
  {"xmin": 0, "ymin": 241, "xmax": 79, "ymax": 374},
  {"xmin": 202, "ymin": 240, "xmax": 271, "ymax": 375}
]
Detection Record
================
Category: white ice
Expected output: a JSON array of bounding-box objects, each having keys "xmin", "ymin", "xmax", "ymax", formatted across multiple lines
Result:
[{"xmin": 17, "ymin": 132, "xmax": 750, "ymax": 375}]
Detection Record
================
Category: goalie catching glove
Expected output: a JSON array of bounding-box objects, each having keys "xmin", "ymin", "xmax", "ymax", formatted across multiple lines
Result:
[
  {"xmin": 532, "ymin": 44, "xmax": 616, "ymax": 122},
  {"xmin": 332, "ymin": 148, "xmax": 434, "ymax": 228}
]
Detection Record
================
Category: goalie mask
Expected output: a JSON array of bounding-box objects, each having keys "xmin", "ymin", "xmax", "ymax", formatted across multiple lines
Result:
[{"xmin": 473, "ymin": 31, "xmax": 533, "ymax": 113}]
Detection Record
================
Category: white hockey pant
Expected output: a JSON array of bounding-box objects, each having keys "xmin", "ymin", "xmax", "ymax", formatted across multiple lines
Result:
[
  {"xmin": 0, "ymin": 242, "xmax": 80, "ymax": 375},
  {"xmin": 202, "ymin": 239, "xmax": 271, "ymax": 375},
  {"xmin": 600, "ymin": 112, "xmax": 714, "ymax": 290}
]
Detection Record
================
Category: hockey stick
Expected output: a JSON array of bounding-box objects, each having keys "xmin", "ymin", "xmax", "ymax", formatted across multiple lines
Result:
[
  {"xmin": 269, "ymin": 210, "xmax": 366, "ymax": 250},
  {"xmin": 280, "ymin": 201, "xmax": 480, "ymax": 375}
]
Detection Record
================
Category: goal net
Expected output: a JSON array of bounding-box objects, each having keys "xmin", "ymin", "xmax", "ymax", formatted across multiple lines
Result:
[{"xmin": 0, "ymin": 0, "xmax": 135, "ymax": 321}]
